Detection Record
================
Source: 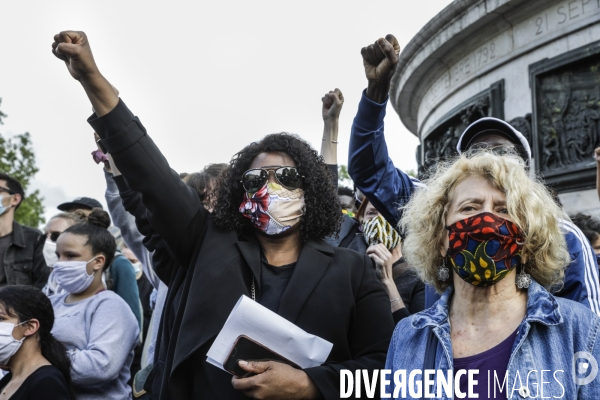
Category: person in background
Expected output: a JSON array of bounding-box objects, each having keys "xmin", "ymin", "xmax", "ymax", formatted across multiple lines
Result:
[
  {"xmin": 57, "ymin": 196, "xmax": 125, "ymax": 249},
  {"xmin": 184, "ymin": 164, "xmax": 229, "ymax": 211},
  {"xmin": 319, "ymin": 88, "xmax": 363, "ymax": 250},
  {"xmin": 50, "ymin": 209, "xmax": 139, "ymax": 400},
  {"xmin": 54, "ymin": 197, "xmax": 143, "ymax": 331},
  {"xmin": 570, "ymin": 212, "xmax": 600, "ymax": 259},
  {"xmin": 337, "ymin": 186, "xmax": 356, "ymax": 218},
  {"xmin": 122, "ymin": 243, "xmax": 153, "ymax": 385},
  {"xmin": 357, "ymin": 198, "xmax": 425, "ymax": 321},
  {"xmin": 42, "ymin": 213, "xmax": 84, "ymax": 296},
  {"xmin": 349, "ymin": 34, "xmax": 600, "ymax": 315},
  {"xmin": 57, "ymin": 197, "xmax": 103, "ymax": 217},
  {"xmin": 386, "ymin": 150, "xmax": 600, "ymax": 399},
  {"xmin": 98, "ymin": 145, "xmax": 167, "ymax": 398},
  {"xmin": 0, "ymin": 285, "xmax": 73, "ymax": 399},
  {"xmin": 0, "ymin": 173, "xmax": 48, "ymax": 289}
]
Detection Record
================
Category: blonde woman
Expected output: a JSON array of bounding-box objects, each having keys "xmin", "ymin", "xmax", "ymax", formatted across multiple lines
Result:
[{"xmin": 385, "ymin": 151, "xmax": 600, "ymax": 399}]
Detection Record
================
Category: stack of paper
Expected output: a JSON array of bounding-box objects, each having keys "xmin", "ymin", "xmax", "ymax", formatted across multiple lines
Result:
[{"xmin": 207, "ymin": 295, "xmax": 333, "ymax": 372}]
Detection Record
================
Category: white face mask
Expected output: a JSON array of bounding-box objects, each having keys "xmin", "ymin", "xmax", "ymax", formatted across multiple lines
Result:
[
  {"xmin": 42, "ymin": 240, "xmax": 58, "ymax": 267},
  {"xmin": 52, "ymin": 257, "xmax": 99, "ymax": 294},
  {"xmin": 131, "ymin": 262, "xmax": 142, "ymax": 279},
  {"xmin": 0, "ymin": 320, "xmax": 29, "ymax": 366}
]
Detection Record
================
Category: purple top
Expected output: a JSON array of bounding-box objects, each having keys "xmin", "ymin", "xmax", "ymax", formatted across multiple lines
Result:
[{"xmin": 453, "ymin": 329, "xmax": 518, "ymax": 399}]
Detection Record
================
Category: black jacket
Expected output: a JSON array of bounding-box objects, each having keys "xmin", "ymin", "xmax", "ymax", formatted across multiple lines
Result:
[
  {"xmin": 2, "ymin": 221, "xmax": 48, "ymax": 288},
  {"xmin": 90, "ymin": 99, "xmax": 394, "ymax": 400}
]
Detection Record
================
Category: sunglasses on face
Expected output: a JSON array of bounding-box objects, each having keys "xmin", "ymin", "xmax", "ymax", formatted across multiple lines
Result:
[
  {"xmin": 47, "ymin": 231, "xmax": 62, "ymax": 243},
  {"xmin": 240, "ymin": 166, "xmax": 303, "ymax": 193}
]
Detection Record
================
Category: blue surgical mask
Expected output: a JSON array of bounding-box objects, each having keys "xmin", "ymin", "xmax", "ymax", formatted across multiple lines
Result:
[{"xmin": 0, "ymin": 195, "xmax": 12, "ymax": 216}]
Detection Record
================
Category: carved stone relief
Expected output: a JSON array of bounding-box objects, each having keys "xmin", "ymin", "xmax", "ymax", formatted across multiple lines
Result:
[
  {"xmin": 419, "ymin": 97, "xmax": 490, "ymax": 178},
  {"xmin": 536, "ymin": 69, "xmax": 600, "ymax": 172},
  {"xmin": 508, "ymin": 114, "xmax": 532, "ymax": 146},
  {"xmin": 529, "ymin": 41, "xmax": 600, "ymax": 192}
]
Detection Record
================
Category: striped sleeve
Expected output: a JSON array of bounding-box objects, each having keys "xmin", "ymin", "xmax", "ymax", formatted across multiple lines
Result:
[{"xmin": 559, "ymin": 219, "xmax": 600, "ymax": 316}]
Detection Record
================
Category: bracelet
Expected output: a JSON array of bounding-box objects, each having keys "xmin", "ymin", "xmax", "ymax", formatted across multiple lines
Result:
[{"xmin": 390, "ymin": 297, "xmax": 401, "ymax": 304}]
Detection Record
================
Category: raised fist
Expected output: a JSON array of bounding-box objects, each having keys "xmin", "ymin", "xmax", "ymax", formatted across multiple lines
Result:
[
  {"xmin": 361, "ymin": 34, "xmax": 400, "ymax": 84},
  {"xmin": 321, "ymin": 88, "xmax": 344, "ymax": 122},
  {"xmin": 52, "ymin": 31, "xmax": 99, "ymax": 81}
]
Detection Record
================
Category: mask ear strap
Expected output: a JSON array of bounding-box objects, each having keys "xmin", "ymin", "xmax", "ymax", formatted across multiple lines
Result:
[
  {"xmin": 15, "ymin": 319, "xmax": 30, "ymax": 328},
  {"xmin": 15, "ymin": 319, "xmax": 31, "ymax": 340}
]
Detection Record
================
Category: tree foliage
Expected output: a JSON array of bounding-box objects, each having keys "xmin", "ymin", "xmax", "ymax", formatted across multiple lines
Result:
[
  {"xmin": 0, "ymin": 98, "xmax": 45, "ymax": 228},
  {"xmin": 337, "ymin": 164, "xmax": 352, "ymax": 188},
  {"xmin": 405, "ymin": 169, "xmax": 417, "ymax": 178}
]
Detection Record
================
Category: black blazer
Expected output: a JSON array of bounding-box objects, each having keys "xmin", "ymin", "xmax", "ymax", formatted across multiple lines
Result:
[{"xmin": 91, "ymin": 100, "xmax": 394, "ymax": 399}]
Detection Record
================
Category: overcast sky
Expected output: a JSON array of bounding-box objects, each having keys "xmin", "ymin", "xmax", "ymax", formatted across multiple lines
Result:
[{"xmin": 0, "ymin": 0, "xmax": 452, "ymax": 227}]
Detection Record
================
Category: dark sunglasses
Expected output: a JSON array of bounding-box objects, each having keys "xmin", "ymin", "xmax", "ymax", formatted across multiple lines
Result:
[
  {"xmin": 240, "ymin": 166, "xmax": 303, "ymax": 193},
  {"xmin": 48, "ymin": 231, "xmax": 62, "ymax": 243},
  {"xmin": 0, "ymin": 187, "xmax": 15, "ymax": 195}
]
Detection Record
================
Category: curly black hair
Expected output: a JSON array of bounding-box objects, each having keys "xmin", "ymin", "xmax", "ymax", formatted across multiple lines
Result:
[
  {"xmin": 570, "ymin": 212, "xmax": 600, "ymax": 244},
  {"xmin": 213, "ymin": 133, "xmax": 342, "ymax": 241}
]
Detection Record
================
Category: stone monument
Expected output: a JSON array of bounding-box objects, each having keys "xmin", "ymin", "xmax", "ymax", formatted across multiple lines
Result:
[{"xmin": 392, "ymin": 0, "xmax": 600, "ymax": 217}]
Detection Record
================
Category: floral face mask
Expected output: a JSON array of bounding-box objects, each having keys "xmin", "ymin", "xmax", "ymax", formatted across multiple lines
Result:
[{"xmin": 239, "ymin": 182, "xmax": 305, "ymax": 235}]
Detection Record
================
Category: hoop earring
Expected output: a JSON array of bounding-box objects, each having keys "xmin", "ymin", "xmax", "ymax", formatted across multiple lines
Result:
[
  {"xmin": 516, "ymin": 264, "xmax": 532, "ymax": 289},
  {"xmin": 437, "ymin": 257, "xmax": 450, "ymax": 281}
]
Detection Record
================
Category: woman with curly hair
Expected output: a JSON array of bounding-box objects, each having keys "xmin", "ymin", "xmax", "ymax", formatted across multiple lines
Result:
[
  {"xmin": 385, "ymin": 150, "xmax": 600, "ymax": 399},
  {"xmin": 52, "ymin": 31, "xmax": 394, "ymax": 400}
]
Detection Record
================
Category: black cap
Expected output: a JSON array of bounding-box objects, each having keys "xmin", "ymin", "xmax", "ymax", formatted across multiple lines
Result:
[{"xmin": 57, "ymin": 197, "xmax": 103, "ymax": 211}]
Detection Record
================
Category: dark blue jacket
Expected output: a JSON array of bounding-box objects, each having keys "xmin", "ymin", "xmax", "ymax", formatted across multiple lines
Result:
[{"xmin": 349, "ymin": 90, "xmax": 600, "ymax": 314}]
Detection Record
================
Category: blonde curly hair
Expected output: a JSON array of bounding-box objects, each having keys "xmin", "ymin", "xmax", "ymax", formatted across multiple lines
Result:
[{"xmin": 400, "ymin": 150, "xmax": 570, "ymax": 293}]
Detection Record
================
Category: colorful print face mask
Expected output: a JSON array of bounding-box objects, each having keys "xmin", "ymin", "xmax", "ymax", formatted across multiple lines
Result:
[
  {"xmin": 362, "ymin": 215, "xmax": 401, "ymax": 250},
  {"xmin": 239, "ymin": 182, "xmax": 305, "ymax": 235},
  {"xmin": 446, "ymin": 212, "xmax": 525, "ymax": 286}
]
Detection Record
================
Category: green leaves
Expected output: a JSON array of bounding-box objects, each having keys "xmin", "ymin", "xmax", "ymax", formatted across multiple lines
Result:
[{"xmin": 0, "ymin": 99, "xmax": 45, "ymax": 228}]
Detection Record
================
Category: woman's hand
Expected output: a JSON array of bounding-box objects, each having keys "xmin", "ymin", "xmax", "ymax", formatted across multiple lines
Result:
[
  {"xmin": 367, "ymin": 244, "xmax": 405, "ymax": 311},
  {"xmin": 367, "ymin": 244, "xmax": 394, "ymax": 283},
  {"xmin": 231, "ymin": 361, "xmax": 318, "ymax": 399},
  {"xmin": 52, "ymin": 31, "xmax": 119, "ymax": 117}
]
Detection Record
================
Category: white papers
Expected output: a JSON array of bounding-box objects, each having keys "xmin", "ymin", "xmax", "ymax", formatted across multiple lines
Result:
[{"xmin": 206, "ymin": 295, "xmax": 333, "ymax": 372}]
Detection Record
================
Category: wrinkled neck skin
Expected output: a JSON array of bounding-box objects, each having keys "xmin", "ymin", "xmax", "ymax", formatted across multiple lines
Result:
[
  {"xmin": 449, "ymin": 269, "xmax": 527, "ymax": 326},
  {"xmin": 5, "ymin": 335, "xmax": 49, "ymax": 380},
  {"xmin": 255, "ymin": 224, "xmax": 303, "ymax": 266}
]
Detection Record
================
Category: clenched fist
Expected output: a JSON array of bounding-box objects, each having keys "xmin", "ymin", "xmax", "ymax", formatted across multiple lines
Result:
[
  {"xmin": 52, "ymin": 31, "xmax": 118, "ymax": 117},
  {"xmin": 321, "ymin": 88, "xmax": 344, "ymax": 122},
  {"xmin": 52, "ymin": 31, "xmax": 100, "ymax": 81},
  {"xmin": 361, "ymin": 34, "xmax": 400, "ymax": 103}
]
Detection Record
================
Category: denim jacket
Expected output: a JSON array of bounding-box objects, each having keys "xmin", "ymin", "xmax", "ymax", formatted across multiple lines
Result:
[
  {"xmin": 2, "ymin": 221, "xmax": 48, "ymax": 289},
  {"xmin": 385, "ymin": 280, "xmax": 600, "ymax": 399}
]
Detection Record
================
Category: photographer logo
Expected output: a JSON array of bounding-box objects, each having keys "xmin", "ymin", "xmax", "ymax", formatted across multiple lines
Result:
[{"xmin": 573, "ymin": 351, "xmax": 598, "ymax": 386}]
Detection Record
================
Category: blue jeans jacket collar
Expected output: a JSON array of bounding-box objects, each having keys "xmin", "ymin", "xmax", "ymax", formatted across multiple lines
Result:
[{"xmin": 411, "ymin": 279, "xmax": 562, "ymax": 330}]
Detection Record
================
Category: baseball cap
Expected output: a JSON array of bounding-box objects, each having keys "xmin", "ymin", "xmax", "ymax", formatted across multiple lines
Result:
[
  {"xmin": 57, "ymin": 197, "xmax": 103, "ymax": 211},
  {"xmin": 456, "ymin": 117, "xmax": 531, "ymax": 162}
]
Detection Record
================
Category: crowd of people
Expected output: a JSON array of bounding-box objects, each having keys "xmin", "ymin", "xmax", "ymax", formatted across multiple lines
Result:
[{"xmin": 0, "ymin": 30, "xmax": 599, "ymax": 399}]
